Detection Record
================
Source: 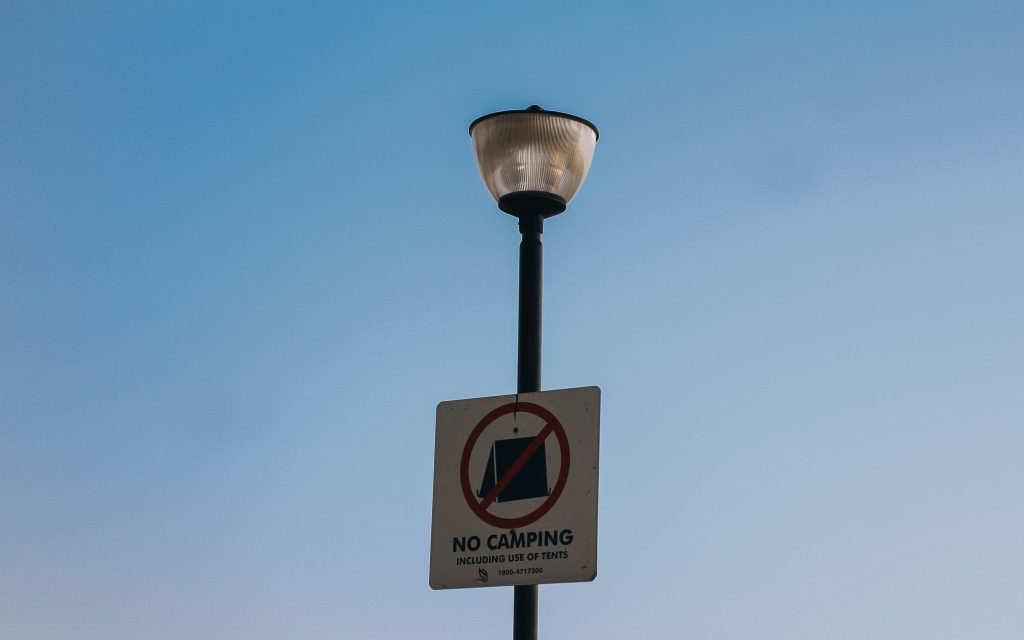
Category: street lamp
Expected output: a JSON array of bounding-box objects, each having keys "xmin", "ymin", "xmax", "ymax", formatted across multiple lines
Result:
[
  {"xmin": 469, "ymin": 105, "xmax": 599, "ymax": 640},
  {"xmin": 470, "ymin": 105, "xmax": 599, "ymax": 218}
]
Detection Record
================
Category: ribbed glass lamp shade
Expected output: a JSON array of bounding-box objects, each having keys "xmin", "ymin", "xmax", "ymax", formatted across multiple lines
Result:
[{"xmin": 470, "ymin": 107, "xmax": 598, "ymax": 217}]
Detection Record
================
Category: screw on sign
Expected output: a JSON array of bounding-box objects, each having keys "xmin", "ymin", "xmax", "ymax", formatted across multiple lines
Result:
[{"xmin": 460, "ymin": 402, "xmax": 570, "ymax": 529}]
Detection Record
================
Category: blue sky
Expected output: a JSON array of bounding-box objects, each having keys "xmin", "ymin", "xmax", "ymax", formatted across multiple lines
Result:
[{"xmin": 2, "ymin": 2, "xmax": 1022, "ymax": 638}]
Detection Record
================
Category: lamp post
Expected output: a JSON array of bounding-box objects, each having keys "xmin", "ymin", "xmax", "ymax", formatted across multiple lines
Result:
[{"xmin": 469, "ymin": 105, "xmax": 599, "ymax": 640}]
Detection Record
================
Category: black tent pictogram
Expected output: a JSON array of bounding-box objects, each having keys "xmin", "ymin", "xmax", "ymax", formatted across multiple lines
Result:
[{"xmin": 477, "ymin": 436, "xmax": 550, "ymax": 503}]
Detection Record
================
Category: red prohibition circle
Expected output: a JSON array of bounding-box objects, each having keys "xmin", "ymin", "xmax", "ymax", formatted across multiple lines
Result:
[{"xmin": 460, "ymin": 401, "xmax": 571, "ymax": 529}]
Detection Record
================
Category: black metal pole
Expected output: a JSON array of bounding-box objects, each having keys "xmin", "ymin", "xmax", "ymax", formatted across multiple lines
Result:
[
  {"xmin": 517, "ymin": 212, "xmax": 543, "ymax": 395},
  {"xmin": 514, "ymin": 211, "xmax": 543, "ymax": 640}
]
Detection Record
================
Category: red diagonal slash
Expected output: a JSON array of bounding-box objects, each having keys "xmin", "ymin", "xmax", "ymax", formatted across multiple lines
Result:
[{"xmin": 477, "ymin": 422, "xmax": 555, "ymax": 510}]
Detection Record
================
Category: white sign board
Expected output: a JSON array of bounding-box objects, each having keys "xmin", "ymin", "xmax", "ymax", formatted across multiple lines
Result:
[{"xmin": 430, "ymin": 386, "xmax": 600, "ymax": 589}]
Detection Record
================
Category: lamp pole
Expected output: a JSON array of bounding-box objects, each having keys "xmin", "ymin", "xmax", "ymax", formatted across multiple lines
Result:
[
  {"xmin": 469, "ymin": 105, "xmax": 598, "ymax": 640},
  {"xmin": 514, "ymin": 210, "xmax": 543, "ymax": 640},
  {"xmin": 517, "ymin": 211, "xmax": 543, "ymax": 396}
]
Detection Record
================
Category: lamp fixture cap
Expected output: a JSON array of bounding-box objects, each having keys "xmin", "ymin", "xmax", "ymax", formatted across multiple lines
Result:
[{"xmin": 469, "ymin": 105, "xmax": 599, "ymax": 140}]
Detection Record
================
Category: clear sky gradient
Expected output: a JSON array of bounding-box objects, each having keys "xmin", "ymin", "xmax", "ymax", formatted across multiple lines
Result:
[{"xmin": 2, "ymin": 2, "xmax": 1022, "ymax": 639}]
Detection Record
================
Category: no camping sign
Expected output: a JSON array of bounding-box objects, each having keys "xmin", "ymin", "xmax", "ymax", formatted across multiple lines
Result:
[{"xmin": 430, "ymin": 386, "xmax": 600, "ymax": 589}]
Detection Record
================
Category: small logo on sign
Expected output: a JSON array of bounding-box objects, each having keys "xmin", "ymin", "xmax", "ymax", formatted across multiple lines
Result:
[{"xmin": 478, "ymin": 569, "xmax": 489, "ymax": 582}]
